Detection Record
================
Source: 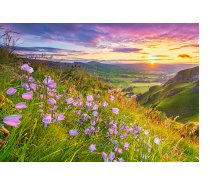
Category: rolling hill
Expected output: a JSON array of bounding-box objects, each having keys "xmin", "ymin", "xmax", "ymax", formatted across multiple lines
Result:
[{"xmin": 137, "ymin": 66, "xmax": 199, "ymax": 122}]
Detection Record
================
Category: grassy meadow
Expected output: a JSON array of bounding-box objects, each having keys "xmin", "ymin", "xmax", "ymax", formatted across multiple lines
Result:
[
  {"xmin": 108, "ymin": 77, "xmax": 161, "ymax": 94},
  {"xmin": 0, "ymin": 56, "xmax": 199, "ymax": 162}
]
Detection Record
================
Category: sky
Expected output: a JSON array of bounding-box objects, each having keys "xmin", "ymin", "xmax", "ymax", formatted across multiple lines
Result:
[{"xmin": 0, "ymin": 23, "xmax": 199, "ymax": 64}]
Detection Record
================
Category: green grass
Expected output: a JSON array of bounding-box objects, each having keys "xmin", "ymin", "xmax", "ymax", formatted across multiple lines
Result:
[
  {"xmin": 0, "ymin": 58, "xmax": 199, "ymax": 162},
  {"xmin": 108, "ymin": 77, "xmax": 162, "ymax": 94},
  {"xmin": 130, "ymin": 82, "xmax": 162, "ymax": 94},
  {"xmin": 157, "ymin": 87, "xmax": 199, "ymax": 121},
  {"xmin": 138, "ymin": 82, "xmax": 199, "ymax": 122}
]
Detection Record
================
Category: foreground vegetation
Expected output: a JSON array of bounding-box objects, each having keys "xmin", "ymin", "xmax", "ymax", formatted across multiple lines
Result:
[{"xmin": 0, "ymin": 58, "xmax": 199, "ymax": 162}]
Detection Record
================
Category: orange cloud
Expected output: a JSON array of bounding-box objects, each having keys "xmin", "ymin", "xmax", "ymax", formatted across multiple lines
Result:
[
  {"xmin": 178, "ymin": 54, "xmax": 192, "ymax": 58},
  {"xmin": 169, "ymin": 44, "xmax": 199, "ymax": 51},
  {"xmin": 141, "ymin": 52, "xmax": 150, "ymax": 54},
  {"xmin": 147, "ymin": 44, "xmax": 158, "ymax": 48},
  {"xmin": 156, "ymin": 55, "xmax": 168, "ymax": 58},
  {"xmin": 169, "ymin": 47, "xmax": 182, "ymax": 51}
]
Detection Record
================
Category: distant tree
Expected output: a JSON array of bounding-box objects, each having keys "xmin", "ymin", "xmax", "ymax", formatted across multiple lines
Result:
[{"xmin": 0, "ymin": 27, "xmax": 20, "ymax": 63}]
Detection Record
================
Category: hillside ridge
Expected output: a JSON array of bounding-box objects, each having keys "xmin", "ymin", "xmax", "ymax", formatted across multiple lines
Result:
[
  {"xmin": 138, "ymin": 66, "xmax": 199, "ymax": 122},
  {"xmin": 165, "ymin": 66, "xmax": 199, "ymax": 85}
]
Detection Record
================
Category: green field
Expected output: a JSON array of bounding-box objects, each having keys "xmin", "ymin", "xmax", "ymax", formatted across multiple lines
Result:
[
  {"xmin": 130, "ymin": 82, "xmax": 162, "ymax": 94},
  {"xmin": 107, "ymin": 77, "xmax": 162, "ymax": 94}
]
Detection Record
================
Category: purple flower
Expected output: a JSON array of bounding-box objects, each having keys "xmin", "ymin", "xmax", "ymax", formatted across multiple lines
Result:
[
  {"xmin": 22, "ymin": 83, "xmax": 30, "ymax": 90},
  {"xmin": 30, "ymin": 83, "xmax": 37, "ymax": 91},
  {"xmin": 48, "ymin": 91, "xmax": 55, "ymax": 97},
  {"xmin": 133, "ymin": 124, "xmax": 141, "ymax": 135},
  {"xmin": 86, "ymin": 101, "xmax": 92, "ymax": 107},
  {"xmin": 66, "ymin": 97, "xmax": 74, "ymax": 104},
  {"xmin": 102, "ymin": 101, "xmax": 108, "ymax": 107},
  {"xmin": 110, "ymin": 95, "xmax": 115, "ymax": 101},
  {"xmin": 115, "ymin": 147, "xmax": 122, "ymax": 154},
  {"xmin": 21, "ymin": 64, "xmax": 34, "ymax": 73},
  {"xmin": 124, "ymin": 142, "xmax": 130, "ymax": 150},
  {"xmin": 92, "ymin": 111, "xmax": 98, "ymax": 117},
  {"xmin": 40, "ymin": 94, "xmax": 44, "ymax": 99},
  {"xmin": 56, "ymin": 94, "xmax": 62, "ymax": 100},
  {"xmin": 47, "ymin": 98, "xmax": 56, "ymax": 105},
  {"xmin": 27, "ymin": 76, "xmax": 35, "ymax": 83},
  {"xmin": 73, "ymin": 101, "xmax": 78, "ymax": 106},
  {"xmin": 76, "ymin": 110, "xmax": 81, "ymax": 115},
  {"xmin": 86, "ymin": 94, "xmax": 93, "ymax": 102},
  {"xmin": 120, "ymin": 134, "xmax": 128, "ymax": 139},
  {"xmin": 154, "ymin": 137, "xmax": 160, "ymax": 145},
  {"xmin": 69, "ymin": 129, "xmax": 78, "ymax": 136},
  {"xmin": 78, "ymin": 101, "xmax": 83, "ymax": 106},
  {"xmin": 102, "ymin": 152, "xmax": 108, "ymax": 161},
  {"xmin": 57, "ymin": 113, "xmax": 65, "ymax": 121},
  {"xmin": 3, "ymin": 114, "xmax": 22, "ymax": 127},
  {"xmin": 49, "ymin": 81, "xmax": 57, "ymax": 89},
  {"xmin": 22, "ymin": 91, "xmax": 33, "ymax": 100},
  {"xmin": 82, "ymin": 114, "xmax": 89, "ymax": 120},
  {"xmin": 108, "ymin": 128, "xmax": 114, "ymax": 135},
  {"xmin": 48, "ymin": 82, "xmax": 56, "ymax": 89},
  {"xmin": 89, "ymin": 144, "xmax": 96, "ymax": 152},
  {"xmin": 91, "ymin": 120, "xmax": 96, "ymax": 126},
  {"xmin": 108, "ymin": 126, "xmax": 118, "ymax": 135},
  {"xmin": 84, "ymin": 128, "xmax": 90, "ymax": 135},
  {"xmin": 78, "ymin": 119, "xmax": 83, "ymax": 125},
  {"xmin": 108, "ymin": 152, "xmax": 115, "ymax": 161},
  {"xmin": 6, "ymin": 87, "xmax": 17, "ymax": 95},
  {"xmin": 89, "ymin": 126, "xmax": 95, "ymax": 132},
  {"xmin": 15, "ymin": 102, "xmax": 26, "ymax": 109},
  {"xmin": 128, "ymin": 128, "xmax": 133, "ymax": 133},
  {"xmin": 92, "ymin": 104, "xmax": 98, "ymax": 110},
  {"xmin": 43, "ymin": 76, "xmax": 56, "ymax": 89},
  {"xmin": 42, "ymin": 114, "xmax": 52, "ymax": 125},
  {"xmin": 112, "ymin": 108, "xmax": 119, "ymax": 115},
  {"xmin": 43, "ymin": 76, "xmax": 51, "ymax": 84}
]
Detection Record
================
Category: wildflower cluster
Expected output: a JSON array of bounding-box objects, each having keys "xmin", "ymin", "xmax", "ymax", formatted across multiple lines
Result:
[{"xmin": 2, "ymin": 63, "xmax": 162, "ymax": 162}]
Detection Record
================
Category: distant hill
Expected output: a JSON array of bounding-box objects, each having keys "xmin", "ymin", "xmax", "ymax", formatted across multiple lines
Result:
[
  {"xmin": 137, "ymin": 66, "xmax": 199, "ymax": 122},
  {"xmin": 73, "ymin": 61, "xmax": 198, "ymax": 74},
  {"xmin": 29, "ymin": 59, "xmax": 198, "ymax": 75},
  {"xmin": 74, "ymin": 61, "xmax": 138, "ymax": 75},
  {"xmin": 116, "ymin": 63, "xmax": 198, "ymax": 74},
  {"xmin": 165, "ymin": 66, "xmax": 199, "ymax": 85}
]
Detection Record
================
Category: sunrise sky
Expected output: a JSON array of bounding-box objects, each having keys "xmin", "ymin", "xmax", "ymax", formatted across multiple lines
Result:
[{"xmin": 0, "ymin": 23, "xmax": 199, "ymax": 64}]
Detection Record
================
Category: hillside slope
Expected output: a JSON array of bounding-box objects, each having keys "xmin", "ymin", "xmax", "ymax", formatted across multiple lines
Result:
[
  {"xmin": 0, "ymin": 59, "xmax": 199, "ymax": 162},
  {"xmin": 138, "ymin": 66, "xmax": 199, "ymax": 122}
]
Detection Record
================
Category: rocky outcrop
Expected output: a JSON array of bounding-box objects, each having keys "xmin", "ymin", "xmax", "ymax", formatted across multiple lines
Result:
[
  {"xmin": 136, "ymin": 93, "xmax": 143, "ymax": 102},
  {"xmin": 122, "ymin": 86, "xmax": 133, "ymax": 92},
  {"xmin": 165, "ymin": 66, "xmax": 199, "ymax": 86}
]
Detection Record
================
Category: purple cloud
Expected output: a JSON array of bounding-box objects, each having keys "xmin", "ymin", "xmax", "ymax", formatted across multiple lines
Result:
[
  {"xmin": 112, "ymin": 47, "xmax": 142, "ymax": 53},
  {"xmin": 0, "ymin": 23, "xmax": 198, "ymax": 47}
]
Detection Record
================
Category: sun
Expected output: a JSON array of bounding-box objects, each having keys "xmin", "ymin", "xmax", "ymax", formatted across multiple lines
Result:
[{"xmin": 150, "ymin": 61, "xmax": 155, "ymax": 65}]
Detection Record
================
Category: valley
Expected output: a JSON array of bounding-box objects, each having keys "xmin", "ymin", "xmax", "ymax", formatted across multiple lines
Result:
[{"xmin": 33, "ymin": 60, "xmax": 199, "ymax": 122}]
